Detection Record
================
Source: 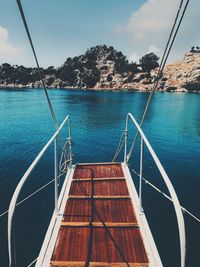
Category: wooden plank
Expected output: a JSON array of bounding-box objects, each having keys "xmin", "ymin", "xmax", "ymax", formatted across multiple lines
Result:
[
  {"xmin": 68, "ymin": 195, "xmax": 130, "ymax": 199},
  {"xmin": 62, "ymin": 199, "xmax": 137, "ymax": 223},
  {"xmin": 73, "ymin": 164, "xmax": 124, "ymax": 179},
  {"xmin": 76, "ymin": 162, "xmax": 121, "ymax": 165},
  {"xmin": 51, "ymin": 261, "xmax": 148, "ymax": 267},
  {"xmin": 73, "ymin": 177, "xmax": 125, "ymax": 181},
  {"xmin": 69, "ymin": 180, "xmax": 129, "ymax": 197},
  {"xmin": 50, "ymin": 163, "xmax": 149, "ymax": 266},
  {"xmin": 61, "ymin": 222, "xmax": 139, "ymax": 228},
  {"xmin": 51, "ymin": 227, "xmax": 148, "ymax": 263}
]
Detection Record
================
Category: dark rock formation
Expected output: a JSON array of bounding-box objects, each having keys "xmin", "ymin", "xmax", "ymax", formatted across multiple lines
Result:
[{"xmin": 0, "ymin": 45, "xmax": 141, "ymax": 89}]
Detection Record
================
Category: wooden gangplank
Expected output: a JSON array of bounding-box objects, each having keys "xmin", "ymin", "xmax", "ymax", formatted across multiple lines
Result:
[{"xmin": 50, "ymin": 163, "xmax": 149, "ymax": 267}]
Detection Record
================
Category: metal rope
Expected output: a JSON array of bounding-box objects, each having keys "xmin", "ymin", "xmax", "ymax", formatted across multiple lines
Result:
[
  {"xmin": 26, "ymin": 257, "xmax": 38, "ymax": 267},
  {"xmin": 0, "ymin": 156, "xmax": 69, "ymax": 220},
  {"xmin": 112, "ymin": 131, "xmax": 125, "ymax": 162},
  {"xmin": 126, "ymin": 0, "xmax": 190, "ymax": 162},
  {"xmin": 132, "ymin": 168, "xmax": 200, "ymax": 224},
  {"xmin": 158, "ymin": 0, "xmax": 184, "ymax": 75},
  {"xmin": 1, "ymin": 134, "xmax": 70, "ymax": 219},
  {"xmin": 160, "ymin": 0, "xmax": 190, "ymax": 71},
  {"xmin": 0, "ymin": 178, "xmax": 54, "ymax": 219},
  {"xmin": 58, "ymin": 138, "xmax": 72, "ymax": 185},
  {"xmin": 16, "ymin": 0, "xmax": 58, "ymax": 128}
]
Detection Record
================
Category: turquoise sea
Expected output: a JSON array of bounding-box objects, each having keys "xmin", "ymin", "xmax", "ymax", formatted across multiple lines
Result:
[{"xmin": 0, "ymin": 88, "xmax": 199, "ymax": 267}]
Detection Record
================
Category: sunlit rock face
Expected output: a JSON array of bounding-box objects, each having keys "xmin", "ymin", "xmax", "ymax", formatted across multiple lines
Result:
[{"xmin": 161, "ymin": 52, "xmax": 200, "ymax": 92}]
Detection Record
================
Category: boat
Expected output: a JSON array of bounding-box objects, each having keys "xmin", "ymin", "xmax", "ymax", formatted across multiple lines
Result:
[
  {"xmin": 7, "ymin": 1, "xmax": 192, "ymax": 267},
  {"xmin": 8, "ymin": 114, "xmax": 185, "ymax": 267}
]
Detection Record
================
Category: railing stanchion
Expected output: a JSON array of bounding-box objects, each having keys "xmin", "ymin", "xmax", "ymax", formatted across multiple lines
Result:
[
  {"xmin": 67, "ymin": 118, "xmax": 73, "ymax": 167},
  {"xmin": 139, "ymin": 137, "xmax": 144, "ymax": 212},
  {"xmin": 124, "ymin": 117, "xmax": 128, "ymax": 163},
  {"xmin": 54, "ymin": 137, "xmax": 58, "ymax": 215}
]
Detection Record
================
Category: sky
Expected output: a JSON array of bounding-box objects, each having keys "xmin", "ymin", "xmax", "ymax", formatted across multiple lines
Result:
[{"xmin": 0, "ymin": 0, "xmax": 199, "ymax": 68}]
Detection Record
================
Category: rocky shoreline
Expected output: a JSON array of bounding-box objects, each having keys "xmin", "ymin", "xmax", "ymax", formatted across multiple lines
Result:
[
  {"xmin": 1, "ymin": 85, "xmax": 199, "ymax": 94},
  {"xmin": 0, "ymin": 46, "xmax": 200, "ymax": 93}
]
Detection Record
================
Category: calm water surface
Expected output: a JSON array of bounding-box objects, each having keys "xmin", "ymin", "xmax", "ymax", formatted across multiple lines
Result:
[{"xmin": 0, "ymin": 89, "xmax": 199, "ymax": 267}]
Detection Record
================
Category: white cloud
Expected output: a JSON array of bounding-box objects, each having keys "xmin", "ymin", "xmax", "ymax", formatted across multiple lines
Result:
[
  {"xmin": 148, "ymin": 45, "xmax": 162, "ymax": 55},
  {"xmin": 128, "ymin": 52, "xmax": 140, "ymax": 63},
  {"xmin": 0, "ymin": 26, "xmax": 20, "ymax": 61},
  {"xmin": 119, "ymin": 0, "xmax": 200, "ymax": 63},
  {"xmin": 128, "ymin": 45, "xmax": 162, "ymax": 64},
  {"xmin": 125, "ymin": 0, "xmax": 180, "ymax": 42}
]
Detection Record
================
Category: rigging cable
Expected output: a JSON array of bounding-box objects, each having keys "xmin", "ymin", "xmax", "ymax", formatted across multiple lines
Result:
[
  {"xmin": 159, "ymin": 0, "xmax": 190, "ymax": 72},
  {"xmin": 26, "ymin": 257, "xmax": 38, "ymax": 267},
  {"xmin": 0, "ymin": 149, "xmax": 68, "ymax": 218},
  {"xmin": 112, "ymin": 130, "xmax": 126, "ymax": 162},
  {"xmin": 158, "ymin": 0, "xmax": 184, "ymax": 76},
  {"xmin": 0, "ymin": 178, "xmax": 54, "ymax": 219},
  {"xmin": 132, "ymin": 168, "xmax": 200, "ymax": 224},
  {"xmin": 16, "ymin": 0, "xmax": 58, "ymax": 128},
  {"xmin": 126, "ymin": 0, "xmax": 190, "ymax": 162}
]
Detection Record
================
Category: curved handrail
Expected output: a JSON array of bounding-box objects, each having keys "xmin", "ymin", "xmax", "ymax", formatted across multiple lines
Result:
[
  {"xmin": 8, "ymin": 115, "xmax": 70, "ymax": 267},
  {"xmin": 125, "ymin": 113, "xmax": 186, "ymax": 267}
]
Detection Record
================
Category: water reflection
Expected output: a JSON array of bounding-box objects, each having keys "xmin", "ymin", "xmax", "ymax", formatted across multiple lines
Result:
[{"xmin": 58, "ymin": 90, "xmax": 153, "ymax": 130}]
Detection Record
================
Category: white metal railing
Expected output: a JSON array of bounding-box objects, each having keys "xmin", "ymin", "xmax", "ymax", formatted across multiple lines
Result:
[
  {"xmin": 7, "ymin": 115, "xmax": 72, "ymax": 267},
  {"xmin": 124, "ymin": 113, "xmax": 186, "ymax": 267}
]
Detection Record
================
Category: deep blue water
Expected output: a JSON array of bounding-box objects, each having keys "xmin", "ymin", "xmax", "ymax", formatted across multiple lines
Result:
[{"xmin": 0, "ymin": 88, "xmax": 199, "ymax": 267}]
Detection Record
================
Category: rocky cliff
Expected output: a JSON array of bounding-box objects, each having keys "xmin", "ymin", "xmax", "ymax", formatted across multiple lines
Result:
[
  {"xmin": 159, "ymin": 52, "xmax": 200, "ymax": 92},
  {"xmin": 0, "ymin": 45, "xmax": 199, "ymax": 92}
]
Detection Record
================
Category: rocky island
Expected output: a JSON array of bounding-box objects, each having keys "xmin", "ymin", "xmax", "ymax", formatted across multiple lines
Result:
[{"xmin": 0, "ymin": 45, "xmax": 199, "ymax": 92}]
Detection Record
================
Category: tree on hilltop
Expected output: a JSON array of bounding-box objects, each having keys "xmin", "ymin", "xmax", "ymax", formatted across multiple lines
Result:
[{"xmin": 139, "ymin": 52, "xmax": 159, "ymax": 73}]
